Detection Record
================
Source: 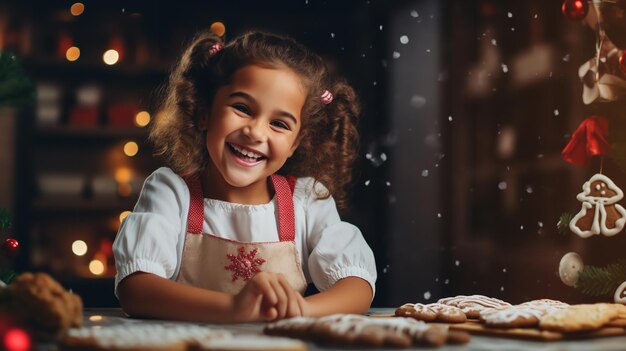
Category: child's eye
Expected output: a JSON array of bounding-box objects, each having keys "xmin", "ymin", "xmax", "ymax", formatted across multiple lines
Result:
[
  {"xmin": 271, "ymin": 120, "xmax": 290, "ymax": 130},
  {"xmin": 232, "ymin": 104, "xmax": 250, "ymax": 115}
]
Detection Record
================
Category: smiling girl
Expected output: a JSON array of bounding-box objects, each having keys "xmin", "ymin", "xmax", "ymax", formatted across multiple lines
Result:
[{"xmin": 113, "ymin": 31, "xmax": 376, "ymax": 323}]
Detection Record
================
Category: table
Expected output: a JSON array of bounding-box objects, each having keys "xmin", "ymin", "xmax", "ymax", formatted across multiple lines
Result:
[{"xmin": 39, "ymin": 308, "xmax": 626, "ymax": 351}]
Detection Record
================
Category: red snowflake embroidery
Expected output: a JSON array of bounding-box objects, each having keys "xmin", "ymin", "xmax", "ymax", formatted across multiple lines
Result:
[{"xmin": 224, "ymin": 247, "xmax": 266, "ymax": 281}]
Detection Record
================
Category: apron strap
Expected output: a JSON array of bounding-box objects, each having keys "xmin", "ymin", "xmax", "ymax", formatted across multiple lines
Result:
[
  {"xmin": 271, "ymin": 174, "xmax": 296, "ymax": 242},
  {"xmin": 184, "ymin": 173, "xmax": 296, "ymax": 241},
  {"xmin": 183, "ymin": 174, "xmax": 204, "ymax": 234}
]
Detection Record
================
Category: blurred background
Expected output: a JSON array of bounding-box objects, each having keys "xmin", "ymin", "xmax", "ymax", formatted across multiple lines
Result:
[{"xmin": 1, "ymin": 0, "xmax": 626, "ymax": 308}]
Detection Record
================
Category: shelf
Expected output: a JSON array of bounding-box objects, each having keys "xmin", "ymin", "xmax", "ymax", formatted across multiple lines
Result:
[
  {"xmin": 36, "ymin": 126, "xmax": 148, "ymax": 140},
  {"xmin": 33, "ymin": 197, "xmax": 136, "ymax": 212}
]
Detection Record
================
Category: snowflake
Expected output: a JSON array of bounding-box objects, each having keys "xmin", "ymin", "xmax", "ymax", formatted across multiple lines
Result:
[{"xmin": 224, "ymin": 247, "xmax": 266, "ymax": 282}]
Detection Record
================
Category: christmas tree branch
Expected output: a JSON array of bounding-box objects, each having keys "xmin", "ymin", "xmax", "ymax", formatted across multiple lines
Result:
[{"xmin": 575, "ymin": 259, "xmax": 626, "ymax": 297}]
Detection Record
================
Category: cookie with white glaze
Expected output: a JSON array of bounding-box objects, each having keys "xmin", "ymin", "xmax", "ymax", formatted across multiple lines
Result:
[
  {"xmin": 437, "ymin": 295, "xmax": 511, "ymax": 319},
  {"xmin": 395, "ymin": 303, "xmax": 467, "ymax": 323}
]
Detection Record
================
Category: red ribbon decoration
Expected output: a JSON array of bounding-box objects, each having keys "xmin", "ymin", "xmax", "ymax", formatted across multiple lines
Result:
[{"xmin": 561, "ymin": 115, "xmax": 610, "ymax": 166}]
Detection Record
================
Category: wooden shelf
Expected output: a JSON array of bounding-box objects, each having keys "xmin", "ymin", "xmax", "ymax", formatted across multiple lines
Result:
[
  {"xmin": 33, "ymin": 197, "xmax": 136, "ymax": 212},
  {"xmin": 36, "ymin": 126, "xmax": 148, "ymax": 140}
]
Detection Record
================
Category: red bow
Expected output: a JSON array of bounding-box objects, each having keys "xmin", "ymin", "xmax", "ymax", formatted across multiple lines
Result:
[{"xmin": 561, "ymin": 115, "xmax": 610, "ymax": 166}]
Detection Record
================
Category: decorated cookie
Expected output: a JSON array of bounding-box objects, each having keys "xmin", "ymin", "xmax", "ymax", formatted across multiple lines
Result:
[
  {"xmin": 437, "ymin": 295, "xmax": 511, "ymax": 319},
  {"xmin": 519, "ymin": 299, "xmax": 570, "ymax": 312},
  {"xmin": 479, "ymin": 306, "xmax": 544, "ymax": 328},
  {"xmin": 62, "ymin": 324, "xmax": 231, "ymax": 351},
  {"xmin": 569, "ymin": 173, "xmax": 626, "ymax": 238},
  {"xmin": 264, "ymin": 314, "xmax": 470, "ymax": 348},
  {"xmin": 195, "ymin": 334, "xmax": 308, "ymax": 351},
  {"xmin": 539, "ymin": 303, "xmax": 625, "ymax": 332},
  {"xmin": 559, "ymin": 252, "xmax": 584, "ymax": 287},
  {"xmin": 395, "ymin": 303, "xmax": 467, "ymax": 323}
]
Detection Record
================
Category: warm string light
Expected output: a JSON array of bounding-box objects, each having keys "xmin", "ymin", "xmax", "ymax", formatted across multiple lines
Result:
[
  {"xmin": 3, "ymin": 328, "xmax": 30, "ymax": 351},
  {"xmin": 103, "ymin": 49, "xmax": 119, "ymax": 65},
  {"xmin": 123, "ymin": 141, "xmax": 138, "ymax": 157},
  {"xmin": 119, "ymin": 211, "xmax": 132, "ymax": 223},
  {"xmin": 135, "ymin": 111, "xmax": 151, "ymax": 127},
  {"xmin": 89, "ymin": 259, "xmax": 105, "ymax": 275},
  {"xmin": 210, "ymin": 22, "xmax": 226, "ymax": 37},
  {"xmin": 70, "ymin": 3, "xmax": 85, "ymax": 16},
  {"xmin": 65, "ymin": 46, "xmax": 80, "ymax": 61},
  {"xmin": 72, "ymin": 240, "xmax": 88, "ymax": 256}
]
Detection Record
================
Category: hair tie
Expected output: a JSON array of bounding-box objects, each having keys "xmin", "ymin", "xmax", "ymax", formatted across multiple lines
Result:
[
  {"xmin": 209, "ymin": 43, "xmax": 223, "ymax": 56},
  {"xmin": 321, "ymin": 90, "xmax": 333, "ymax": 105}
]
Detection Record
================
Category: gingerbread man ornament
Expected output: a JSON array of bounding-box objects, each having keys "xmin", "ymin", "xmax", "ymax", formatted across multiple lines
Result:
[{"xmin": 569, "ymin": 173, "xmax": 626, "ymax": 238}]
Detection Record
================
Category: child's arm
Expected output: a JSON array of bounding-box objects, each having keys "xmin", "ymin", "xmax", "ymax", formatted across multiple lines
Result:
[
  {"xmin": 118, "ymin": 271, "xmax": 306, "ymax": 323},
  {"xmin": 304, "ymin": 276, "xmax": 373, "ymax": 316}
]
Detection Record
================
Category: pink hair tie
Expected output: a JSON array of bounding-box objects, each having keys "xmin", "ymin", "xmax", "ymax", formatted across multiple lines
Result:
[
  {"xmin": 321, "ymin": 90, "xmax": 333, "ymax": 105},
  {"xmin": 209, "ymin": 43, "xmax": 223, "ymax": 55}
]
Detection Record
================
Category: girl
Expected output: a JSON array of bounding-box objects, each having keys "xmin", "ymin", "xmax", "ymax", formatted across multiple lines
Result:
[{"xmin": 113, "ymin": 30, "xmax": 376, "ymax": 323}]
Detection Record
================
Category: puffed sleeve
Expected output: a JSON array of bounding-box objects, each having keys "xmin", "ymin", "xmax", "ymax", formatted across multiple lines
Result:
[
  {"xmin": 113, "ymin": 167, "xmax": 188, "ymax": 295},
  {"xmin": 303, "ymin": 179, "xmax": 377, "ymax": 297}
]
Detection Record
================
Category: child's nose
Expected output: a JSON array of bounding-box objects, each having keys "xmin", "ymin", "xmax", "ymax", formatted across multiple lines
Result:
[{"xmin": 243, "ymin": 119, "xmax": 268, "ymax": 142}]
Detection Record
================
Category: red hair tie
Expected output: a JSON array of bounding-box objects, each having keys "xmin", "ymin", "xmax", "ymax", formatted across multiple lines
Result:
[
  {"xmin": 209, "ymin": 43, "xmax": 223, "ymax": 56},
  {"xmin": 321, "ymin": 90, "xmax": 333, "ymax": 105}
]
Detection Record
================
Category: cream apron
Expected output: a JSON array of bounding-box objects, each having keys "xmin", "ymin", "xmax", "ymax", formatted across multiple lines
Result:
[{"xmin": 175, "ymin": 174, "xmax": 307, "ymax": 295}]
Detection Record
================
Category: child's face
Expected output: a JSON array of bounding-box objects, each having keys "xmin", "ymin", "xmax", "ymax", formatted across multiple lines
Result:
[{"xmin": 203, "ymin": 64, "xmax": 306, "ymax": 189}]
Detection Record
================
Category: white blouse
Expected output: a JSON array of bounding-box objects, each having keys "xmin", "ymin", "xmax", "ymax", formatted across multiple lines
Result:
[{"xmin": 113, "ymin": 167, "xmax": 377, "ymax": 297}]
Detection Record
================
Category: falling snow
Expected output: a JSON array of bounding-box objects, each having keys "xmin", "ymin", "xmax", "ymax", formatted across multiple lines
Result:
[
  {"xmin": 393, "ymin": 51, "xmax": 401, "ymax": 59},
  {"xmin": 520, "ymin": 225, "xmax": 524, "ymax": 230},
  {"xmin": 563, "ymin": 54, "xmax": 570, "ymax": 62},
  {"xmin": 491, "ymin": 39, "xmax": 497, "ymax": 46},
  {"xmin": 553, "ymin": 109, "xmax": 559, "ymax": 116},
  {"xmin": 380, "ymin": 153, "xmax": 387, "ymax": 161},
  {"xmin": 526, "ymin": 186, "xmax": 534, "ymax": 193},
  {"xmin": 448, "ymin": 115, "xmax": 453, "ymax": 121},
  {"xmin": 379, "ymin": 25, "xmax": 383, "ymax": 31},
  {"xmin": 502, "ymin": 268, "xmax": 507, "ymax": 273},
  {"xmin": 455, "ymin": 260, "xmax": 460, "ymax": 266},
  {"xmin": 410, "ymin": 95, "xmax": 427, "ymax": 108},
  {"xmin": 424, "ymin": 291, "xmax": 431, "ymax": 300},
  {"xmin": 386, "ymin": 181, "xmax": 391, "ymax": 186},
  {"xmin": 400, "ymin": 35, "xmax": 409, "ymax": 44},
  {"xmin": 498, "ymin": 181, "xmax": 507, "ymax": 190},
  {"xmin": 538, "ymin": 221, "xmax": 543, "ymax": 228},
  {"xmin": 501, "ymin": 286, "xmax": 505, "ymax": 291},
  {"xmin": 421, "ymin": 170, "xmax": 429, "ymax": 177},
  {"xmin": 507, "ymin": 12, "xmax": 513, "ymax": 18},
  {"xmin": 364, "ymin": 180, "xmax": 370, "ymax": 186},
  {"xmin": 444, "ymin": 279, "xmax": 449, "ymax": 284},
  {"xmin": 330, "ymin": 33, "xmax": 335, "ymax": 38},
  {"xmin": 410, "ymin": 10, "xmax": 419, "ymax": 18},
  {"xmin": 501, "ymin": 64, "xmax": 509, "ymax": 73},
  {"xmin": 437, "ymin": 213, "xmax": 442, "ymax": 218}
]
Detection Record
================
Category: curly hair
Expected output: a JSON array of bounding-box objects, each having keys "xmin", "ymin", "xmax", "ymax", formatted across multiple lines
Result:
[{"xmin": 149, "ymin": 30, "xmax": 360, "ymax": 209}]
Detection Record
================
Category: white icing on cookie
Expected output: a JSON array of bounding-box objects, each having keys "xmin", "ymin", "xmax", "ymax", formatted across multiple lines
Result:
[
  {"xmin": 68, "ymin": 324, "xmax": 231, "ymax": 348},
  {"xmin": 614, "ymin": 281, "xmax": 626, "ymax": 304},
  {"xmin": 437, "ymin": 295, "xmax": 511, "ymax": 314},
  {"xmin": 197, "ymin": 334, "xmax": 306, "ymax": 349},
  {"xmin": 480, "ymin": 306, "xmax": 544, "ymax": 324},
  {"xmin": 570, "ymin": 173, "xmax": 626, "ymax": 238}
]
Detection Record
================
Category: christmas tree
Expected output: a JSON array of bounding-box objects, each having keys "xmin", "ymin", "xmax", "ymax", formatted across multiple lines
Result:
[{"xmin": 558, "ymin": 0, "xmax": 626, "ymax": 301}]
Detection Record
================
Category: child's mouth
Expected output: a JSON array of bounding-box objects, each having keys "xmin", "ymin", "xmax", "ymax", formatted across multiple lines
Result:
[{"xmin": 227, "ymin": 142, "xmax": 267, "ymax": 166}]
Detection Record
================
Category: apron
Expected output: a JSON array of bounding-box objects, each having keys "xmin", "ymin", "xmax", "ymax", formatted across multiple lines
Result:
[{"xmin": 175, "ymin": 174, "xmax": 308, "ymax": 295}]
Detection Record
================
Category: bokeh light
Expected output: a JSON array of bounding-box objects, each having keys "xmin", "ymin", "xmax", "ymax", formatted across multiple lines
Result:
[
  {"xmin": 89, "ymin": 259, "xmax": 105, "ymax": 275},
  {"xmin": 114, "ymin": 167, "xmax": 132, "ymax": 183},
  {"xmin": 123, "ymin": 141, "xmax": 139, "ymax": 157},
  {"xmin": 66, "ymin": 46, "xmax": 80, "ymax": 61},
  {"xmin": 70, "ymin": 3, "xmax": 85, "ymax": 16},
  {"xmin": 103, "ymin": 49, "xmax": 120, "ymax": 65},
  {"xmin": 135, "ymin": 111, "xmax": 151, "ymax": 127},
  {"xmin": 119, "ymin": 210, "xmax": 131, "ymax": 223},
  {"xmin": 4, "ymin": 328, "xmax": 30, "ymax": 351},
  {"xmin": 72, "ymin": 240, "xmax": 88, "ymax": 256},
  {"xmin": 210, "ymin": 22, "xmax": 226, "ymax": 36}
]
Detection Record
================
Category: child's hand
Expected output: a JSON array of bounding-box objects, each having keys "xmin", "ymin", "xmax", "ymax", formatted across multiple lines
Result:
[{"xmin": 231, "ymin": 272, "xmax": 307, "ymax": 322}]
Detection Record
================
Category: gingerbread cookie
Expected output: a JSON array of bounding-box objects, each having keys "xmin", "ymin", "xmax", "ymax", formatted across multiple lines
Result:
[
  {"xmin": 437, "ymin": 295, "xmax": 511, "ymax": 319},
  {"xmin": 539, "ymin": 303, "xmax": 624, "ymax": 332},
  {"xmin": 569, "ymin": 173, "xmax": 626, "ymax": 238},
  {"xmin": 0, "ymin": 272, "xmax": 82, "ymax": 341},
  {"xmin": 264, "ymin": 314, "xmax": 470, "ymax": 348},
  {"xmin": 479, "ymin": 306, "xmax": 544, "ymax": 328},
  {"xmin": 62, "ymin": 324, "xmax": 231, "ymax": 351},
  {"xmin": 614, "ymin": 281, "xmax": 626, "ymax": 304},
  {"xmin": 518, "ymin": 299, "xmax": 570, "ymax": 312},
  {"xmin": 195, "ymin": 334, "xmax": 308, "ymax": 351},
  {"xmin": 395, "ymin": 303, "xmax": 467, "ymax": 323}
]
